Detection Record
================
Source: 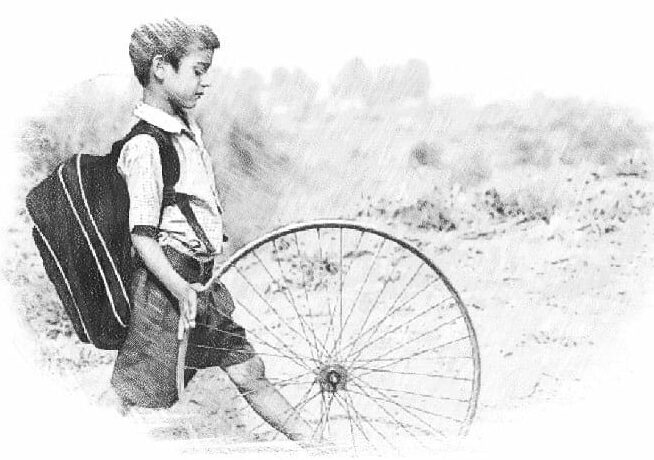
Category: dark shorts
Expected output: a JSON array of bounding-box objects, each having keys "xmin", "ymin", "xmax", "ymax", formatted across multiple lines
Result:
[{"xmin": 111, "ymin": 246, "xmax": 255, "ymax": 408}]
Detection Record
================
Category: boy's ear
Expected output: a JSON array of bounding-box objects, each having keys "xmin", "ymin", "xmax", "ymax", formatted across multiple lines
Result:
[{"xmin": 151, "ymin": 55, "xmax": 169, "ymax": 82}]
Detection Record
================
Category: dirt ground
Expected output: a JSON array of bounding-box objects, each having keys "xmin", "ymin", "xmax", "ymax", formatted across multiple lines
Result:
[{"xmin": 4, "ymin": 166, "xmax": 652, "ymax": 458}]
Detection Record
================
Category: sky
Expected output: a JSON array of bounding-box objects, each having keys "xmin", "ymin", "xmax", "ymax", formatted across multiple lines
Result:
[{"xmin": 4, "ymin": 0, "xmax": 654, "ymax": 116}]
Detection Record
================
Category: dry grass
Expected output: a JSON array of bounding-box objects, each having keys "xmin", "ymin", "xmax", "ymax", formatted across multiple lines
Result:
[
  {"xmin": 11, "ymin": 71, "xmax": 654, "ymax": 346},
  {"xmin": 18, "ymin": 77, "xmax": 652, "ymax": 237}
]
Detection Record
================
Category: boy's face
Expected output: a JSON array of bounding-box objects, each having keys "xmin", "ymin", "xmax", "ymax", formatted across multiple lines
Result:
[{"xmin": 162, "ymin": 43, "xmax": 213, "ymax": 111}]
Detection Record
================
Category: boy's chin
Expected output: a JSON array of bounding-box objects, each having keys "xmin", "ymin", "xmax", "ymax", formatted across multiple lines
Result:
[
  {"xmin": 185, "ymin": 98, "xmax": 200, "ymax": 108},
  {"xmin": 171, "ymin": 100, "xmax": 197, "ymax": 112}
]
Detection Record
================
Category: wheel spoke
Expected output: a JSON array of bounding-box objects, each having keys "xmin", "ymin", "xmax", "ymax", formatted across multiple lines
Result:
[
  {"xmin": 232, "ymin": 297, "xmax": 315, "ymax": 372},
  {"xmin": 231, "ymin": 370, "xmax": 315, "ymax": 400},
  {"xmin": 253, "ymin": 382, "xmax": 320, "ymax": 438},
  {"xmin": 345, "ymin": 296, "xmax": 455, "ymax": 365},
  {"xmin": 326, "ymin": 229, "xmax": 365, "ymax": 360},
  {"xmin": 314, "ymin": 228, "xmax": 339, "ymax": 361},
  {"xmin": 234, "ymin": 265, "xmax": 321, "ymax": 360},
  {"xmin": 337, "ymin": 266, "xmax": 394, "ymax": 360},
  {"xmin": 333, "ymin": 229, "xmax": 365, "ymax": 361},
  {"xmin": 354, "ymin": 355, "xmax": 472, "ymax": 363},
  {"xmin": 272, "ymin": 238, "xmax": 325, "ymax": 359},
  {"xmin": 321, "ymin": 297, "xmax": 337, "ymax": 360},
  {"xmin": 193, "ymin": 321, "xmax": 318, "ymax": 364},
  {"xmin": 341, "ymin": 230, "xmax": 366, "ymax": 280},
  {"xmin": 316, "ymin": 227, "xmax": 323, "ymax": 261},
  {"xmin": 329, "ymin": 237, "xmax": 387, "ymax": 358},
  {"xmin": 251, "ymin": 247, "xmax": 319, "ymax": 361},
  {"xmin": 353, "ymin": 376, "xmax": 464, "ymax": 426},
  {"xmin": 292, "ymin": 232, "xmax": 331, "ymax": 360},
  {"xmin": 348, "ymin": 382, "xmax": 471, "ymax": 404},
  {"xmin": 338, "ymin": 227, "xmax": 344, "ymax": 350},
  {"xmin": 190, "ymin": 344, "xmax": 313, "ymax": 363},
  {"xmin": 351, "ymin": 377, "xmax": 453, "ymax": 433},
  {"xmin": 333, "ymin": 393, "xmax": 358, "ymax": 451},
  {"xmin": 318, "ymin": 392, "xmax": 335, "ymax": 441},
  {"xmin": 337, "ymin": 241, "xmax": 420, "ymax": 358},
  {"xmin": 312, "ymin": 393, "xmax": 327, "ymax": 440},
  {"xmin": 343, "ymin": 391, "xmax": 397, "ymax": 452},
  {"xmin": 354, "ymin": 335, "xmax": 472, "ymax": 378},
  {"xmin": 348, "ymin": 380, "xmax": 432, "ymax": 446},
  {"xmin": 337, "ymin": 262, "xmax": 423, "ymax": 357},
  {"xmin": 231, "ymin": 375, "xmax": 316, "ymax": 411},
  {"xmin": 353, "ymin": 314, "xmax": 464, "ymax": 368},
  {"xmin": 268, "ymin": 382, "xmax": 319, "ymax": 441},
  {"xmin": 338, "ymin": 275, "xmax": 440, "ymax": 358}
]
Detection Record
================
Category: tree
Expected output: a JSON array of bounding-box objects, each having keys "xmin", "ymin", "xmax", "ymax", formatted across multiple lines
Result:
[
  {"xmin": 268, "ymin": 67, "xmax": 318, "ymax": 109},
  {"xmin": 402, "ymin": 59, "xmax": 430, "ymax": 99},
  {"xmin": 331, "ymin": 57, "xmax": 372, "ymax": 100},
  {"xmin": 366, "ymin": 60, "xmax": 431, "ymax": 105},
  {"xmin": 236, "ymin": 68, "xmax": 265, "ymax": 100},
  {"xmin": 367, "ymin": 64, "xmax": 404, "ymax": 105}
]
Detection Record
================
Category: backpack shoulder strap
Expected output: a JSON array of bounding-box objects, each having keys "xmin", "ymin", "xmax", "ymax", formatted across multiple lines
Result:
[
  {"xmin": 110, "ymin": 120, "xmax": 219, "ymax": 252},
  {"xmin": 110, "ymin": 120, "xmax": 180, "ymax": 206},
  {"xmin": 175, "ymin": 193, "xmax": 217, "ymax": 254}
]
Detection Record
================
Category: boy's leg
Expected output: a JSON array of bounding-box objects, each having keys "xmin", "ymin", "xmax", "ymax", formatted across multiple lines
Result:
[
  {"xmin": 111, "ymin": 265, "xmax": 181, "ymax": 408},
  {"xmin": 225, "ymin": 356, "xmax": 313, "ymax": 442},
  {"xmin": 97, "ymin": 385, "xmax": 131, "ymax": 416},
  {"xmin": 195, "ymin": 281, "xmax": 314, "ymax": 442}
]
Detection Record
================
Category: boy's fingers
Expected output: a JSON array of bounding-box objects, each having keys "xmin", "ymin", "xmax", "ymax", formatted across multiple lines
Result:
[
  {"xmin": 192, "ymin": 281, "xmax": 213, "ymax": 293},
  {"xmin": 178, "ymin": 296, "xmax": 195, "ymax": 340},
  {"xmin": 188, "ymin": 292, "xmax": 197, "ymax": 328},
  {"xmin": 177, "ymin": 315, "xmax": 186, "ymax": 340},
  {"xmin": 190, "ymin": 283, "xmax": 204, "ymax": 291}
]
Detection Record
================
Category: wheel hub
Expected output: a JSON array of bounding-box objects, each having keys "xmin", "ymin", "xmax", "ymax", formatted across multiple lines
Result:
[{"xmin": 316, "ymin": 364, "xmax": 348, "ymax": 393}]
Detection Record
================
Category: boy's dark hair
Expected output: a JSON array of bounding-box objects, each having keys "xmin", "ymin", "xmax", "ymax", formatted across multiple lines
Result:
[{"xmin": 129, "ymin": 18, "xmax": 220, "ymax": 87}]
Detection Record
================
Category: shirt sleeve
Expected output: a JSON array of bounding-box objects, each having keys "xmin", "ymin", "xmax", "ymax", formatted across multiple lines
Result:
[{"xmin": 116, "ymin": 134, "xmax": 163, "ymax": 233}]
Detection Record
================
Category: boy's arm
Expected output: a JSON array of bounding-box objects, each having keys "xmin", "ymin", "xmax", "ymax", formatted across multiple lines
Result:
[
  {"xmin": 132, "ymin": 234, "xmax": 200, "ymax": 334},
  {"xmin": 118, "ymin": 134, "xmax": 199, "ymax": 334}
]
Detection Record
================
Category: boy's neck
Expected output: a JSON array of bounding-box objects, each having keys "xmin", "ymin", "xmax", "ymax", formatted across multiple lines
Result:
[{"xmin": 142, "ymin": 88, "xmax": 188, "ymax": 126}]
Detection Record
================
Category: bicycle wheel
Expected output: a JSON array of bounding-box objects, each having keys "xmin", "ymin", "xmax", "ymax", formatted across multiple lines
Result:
[{"xmin": 191, "ymin": 219, "xmax": 480, "ymax": 451}]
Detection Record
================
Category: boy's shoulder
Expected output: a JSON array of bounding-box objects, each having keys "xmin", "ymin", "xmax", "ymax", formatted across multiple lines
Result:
[
  {"xmin": 119, "ymin": 119, "xmax": 171, "ymax": 161},
  {"xmin": 116, "ymin": 118, "xmax": 181, "ymax": 185},
  {"xmin": 119, "ymin": 133, "xmax": 160, "ymax": 165}
]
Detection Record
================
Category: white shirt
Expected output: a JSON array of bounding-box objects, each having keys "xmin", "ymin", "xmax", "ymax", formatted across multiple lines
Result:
[{"xmin": 117, "ymin": 103, "xmax": 224, "ymax": 259}]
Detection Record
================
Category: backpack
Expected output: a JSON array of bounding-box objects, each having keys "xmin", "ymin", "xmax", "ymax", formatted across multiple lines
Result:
[{"xmin": 26, "ymin": 120, "xmax": 180, "ymax": 350}]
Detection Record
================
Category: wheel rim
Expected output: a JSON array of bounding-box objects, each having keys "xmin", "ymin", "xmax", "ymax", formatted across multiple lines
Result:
[{"xmin": 207, "ymin": 220, "xmax": 480, "ymax": 450}]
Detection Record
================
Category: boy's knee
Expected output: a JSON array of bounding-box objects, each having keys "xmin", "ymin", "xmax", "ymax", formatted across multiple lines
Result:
[{"xmin": 226, "ymin": 356, "xmax": 265, "ymax": 391}]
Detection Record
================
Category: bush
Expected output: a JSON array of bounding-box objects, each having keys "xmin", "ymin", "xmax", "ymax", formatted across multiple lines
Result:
[
  {"xmin": 356, "ymin": 196, "xmax": 456, "ymax": 231},
  {"xmin": 615, "ymin": 157, "xmax": 649, "ymax": 178},
  {"xmin": 552, "ymin": 102, "xmax": 650, "ymax": 166},
  {"xmin": 19, "ymin": 119, "xmax": 63, "ymax": 177},
  {"xmin": 19, "ymin": 75, "xmax": 137, "ymax": 178},
  {"xmin": 449, "ymin": 148, "xmax": 492, "ymax": 189},
  {"xmin": 393, "ymin": 199, "xmax": 456, "ymax": 230},
  {"xmin": 483, "ymin": 186, "xmax": 557, "ymax": 223},
  {"xmin": 198, "ymin": 98, "xmax": 303, "ymax": 250},
  {"xmin": 409, "ymin": 141, "xmax": 442, "ymax": 167},
  {"xmin": 510, "ymin": 132, "xmax": 552, "ymax": 168}
]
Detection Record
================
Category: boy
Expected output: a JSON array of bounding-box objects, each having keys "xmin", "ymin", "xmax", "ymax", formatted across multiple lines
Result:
[{"xmin": 109, "ymin": 18, "xmax": 312, "ymax": 442}]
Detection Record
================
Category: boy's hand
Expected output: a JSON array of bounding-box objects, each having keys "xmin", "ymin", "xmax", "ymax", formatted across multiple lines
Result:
[
  {"xmin": 129, "ymin": 235, "xmax": 208, "ymax": 339},
  {"xmin": 175, "ymin": 283, "xmax": 204, "ymax": 340}
]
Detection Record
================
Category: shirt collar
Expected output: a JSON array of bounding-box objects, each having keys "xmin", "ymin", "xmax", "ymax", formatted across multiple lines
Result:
[{"xmin": 134, "ymin": 102, "xmax": 188, "ymax": 134}]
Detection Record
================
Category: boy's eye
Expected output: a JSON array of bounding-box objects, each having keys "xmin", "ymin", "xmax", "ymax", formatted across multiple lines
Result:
[{"xmin": 194, "ymin": 67, "xmax": 208, "ymax": 77}]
